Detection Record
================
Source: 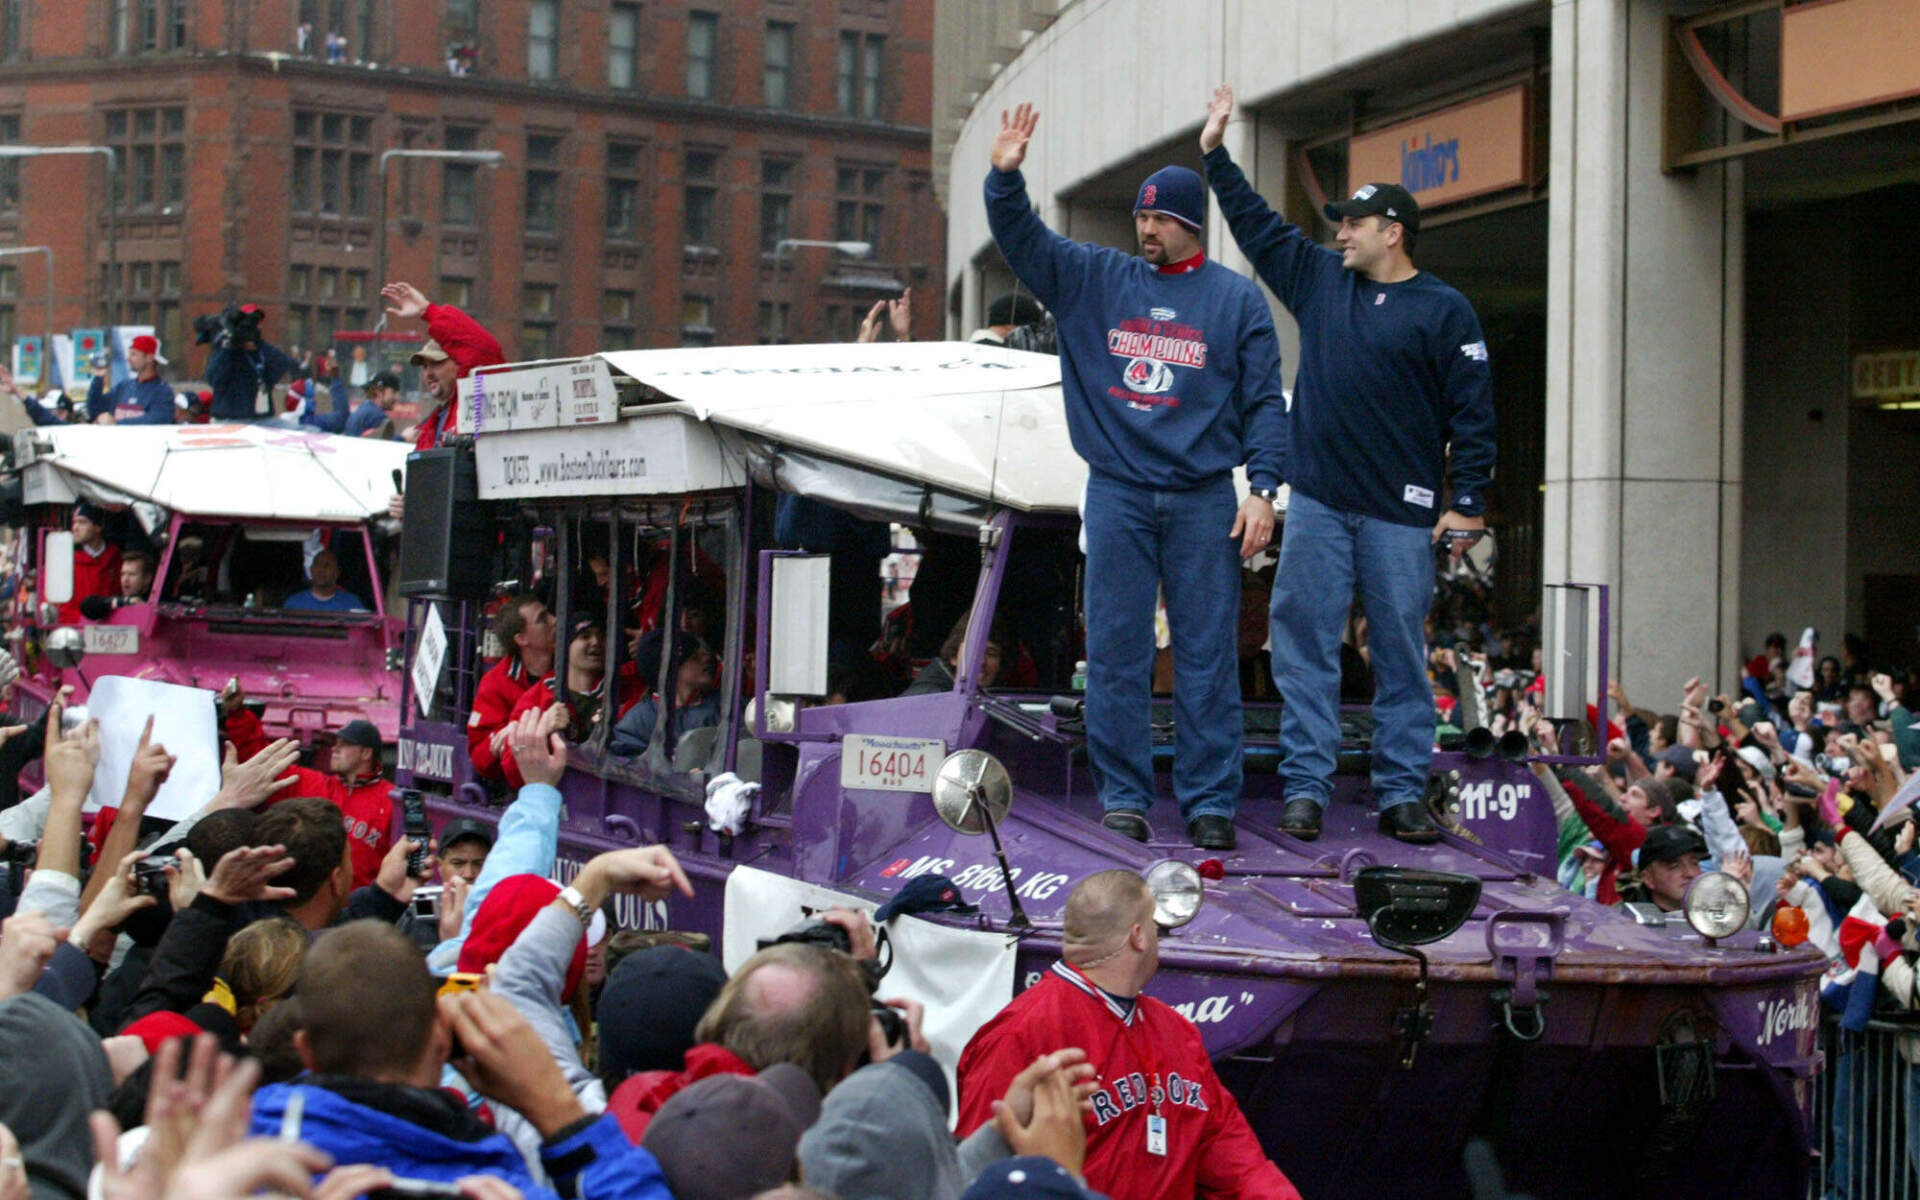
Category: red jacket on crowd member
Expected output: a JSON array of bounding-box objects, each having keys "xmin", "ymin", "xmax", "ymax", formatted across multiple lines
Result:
[
  {"xmin": 414, "ymin": 303, "xmax": 504, "ymax": 452},
  {"xmin": 498, "ymin": 669, "xmax": 642, "ymax": 790},
  {"xmin": 277, "ymin": 764, "xmax": 393, "ymax": 890},
  {"xmin": 59, "ymin": 541, "xmax": 122, "ymax": 625},
  {"xmin": 1561, "ymin": 773, "xmax": 1646, "ymax": 906},
  {"xmin": 222, "ymin": 706, "xmax": 272, "ymax": 763},
  {"xmin": 606, "ymin": 1042, "xmax": 757, "ymax": 1144},
  {"xmin": 958, "ymin": 964, "xmax": 1301, "ymax": 1200},
  {"xmin": 468, "ymin": 656, "xmax": 536, "ymax": 783}
]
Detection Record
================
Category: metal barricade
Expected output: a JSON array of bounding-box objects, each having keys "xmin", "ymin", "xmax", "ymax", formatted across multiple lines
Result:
[{"xmin": 1813, "ymin": 1015, "xmax": 1920, "ymax": 1199}]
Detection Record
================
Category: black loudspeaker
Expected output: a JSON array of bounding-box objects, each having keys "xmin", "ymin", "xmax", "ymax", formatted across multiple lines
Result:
[{"xmin": 398, "ymin": 447, "xmax": 493, "ymax": 598}]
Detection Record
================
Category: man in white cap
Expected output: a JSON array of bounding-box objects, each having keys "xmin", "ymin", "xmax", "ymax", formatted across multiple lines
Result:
[{"xmin": 85, "ymin": 334, "xmax": 175, "ymax": 424}]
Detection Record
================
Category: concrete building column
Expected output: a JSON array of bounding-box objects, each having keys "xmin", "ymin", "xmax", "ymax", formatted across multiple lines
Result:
[{"xmin": 1543, "ymin": 0, "xmax": 1745, "ymax": 707}]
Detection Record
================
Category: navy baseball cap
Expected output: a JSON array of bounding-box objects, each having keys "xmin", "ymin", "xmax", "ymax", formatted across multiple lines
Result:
[
  {"xmin": 1324, "ymin": 182, "xmax": 1421, "ymax": 233},
  {"xmin": 335, "ymin": 719, "xmax": 382, "ymax": 750},
  {"xmin": 438, "ymin": 817, "xmax": 495, "ymax": 853},
  {"xmin": 1133, "ymin": 165, "xmax": 1205, "ymax": 232},
  {"xmin": 961, "ymin": 1157, "xmax": 1104, "ymax": 1200},
  {"xmin": 368, "ymin": 369, "xmax": 403, "ymax": 392},
  {"xmin": 874, "ymin": 874, "xmax": 978, "ymax": 923}
]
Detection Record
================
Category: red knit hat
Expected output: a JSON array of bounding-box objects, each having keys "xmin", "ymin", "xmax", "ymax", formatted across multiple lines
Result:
[
  {"xmin": 457, "ymin": 874, "xmax": 588, "ymax": 999},
  {"xmin": 120, "ymin": 1010, "xmax": 202, "ymax": 1054}
]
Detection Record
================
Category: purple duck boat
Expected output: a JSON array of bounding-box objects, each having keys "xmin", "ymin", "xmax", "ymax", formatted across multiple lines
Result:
[{"xmin": 395, "ymin": 343, "xmax": 1824, "ymax": 1199}]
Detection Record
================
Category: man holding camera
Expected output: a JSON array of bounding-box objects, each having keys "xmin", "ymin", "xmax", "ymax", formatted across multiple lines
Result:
[
  {"xmin": 204, "ymin": 304, "xmax": 296, "ymax": 421},
  {"xmin": 85, "ymin": 335, "xmax": 175, "ymax": 425}
]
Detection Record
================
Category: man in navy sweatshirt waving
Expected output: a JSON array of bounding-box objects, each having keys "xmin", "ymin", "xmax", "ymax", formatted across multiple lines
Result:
[
  {"xmin": 986, "ymin": 102, "xmax": 1285, "ymax": 851},
  {"xmin": 1199, "ymin": 85, "xmax": 1497, "ymax": 845}
]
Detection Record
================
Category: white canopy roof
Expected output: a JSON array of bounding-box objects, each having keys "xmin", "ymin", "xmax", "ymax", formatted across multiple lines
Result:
[
  {"xmin": 14, "ymin": 423, "xmax": 413, "ymax": 522},
  {"xmin": 596, "ymin": 342, "xmax": 1082, "ymax": 514}
]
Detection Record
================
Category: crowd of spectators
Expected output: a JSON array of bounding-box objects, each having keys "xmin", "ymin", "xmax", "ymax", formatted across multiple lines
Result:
[{"xmin": 0, "ymin": 664, "xmax": 1201, "ymax": 1200}]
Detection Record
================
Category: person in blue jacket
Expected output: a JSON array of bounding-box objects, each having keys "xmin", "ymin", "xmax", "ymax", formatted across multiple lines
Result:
[
  {"xmin": 85, "ymin": 334, "xmax": 176, "ymax": 424},
  {"xmin": 249, "ymin": 921, "xmax": 672, "ymax": 1200},
  {"xmin": 302, "ymin": 367, "xmax": 401, "ymax": 438},
  {"xmin": 1198, "ymin": 86, "xmax": 1498, "ymax": 845},
  {"xmin": 985, "ymin": 103, "xmax": 1285, "ymax": 852}
]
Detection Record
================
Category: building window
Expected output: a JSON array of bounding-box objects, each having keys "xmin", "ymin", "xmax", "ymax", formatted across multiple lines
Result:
[
  {"xmin": 837, "ymin": 33, "xmax": 883, "ymax": 118},
  {"xmin": 0, "ymin": 114, "xmax": 17, "ymax": 212},
  {"xmin": 443, "ymin": 124, "xmax": 482, "ymax": 226},
  {"xmin": 759, "ymin": 158, "xmax": 793, "ymax": 253},
  {"xmin": 686, "ymin": 11, "xmax": 716, "ymax": 100},
  {"xmin": 834, "ymin": 165, "xmax": 886, "ymax": 254},
  {"xmin": 523, "ymin": 283, "xmax": 557, "ymax": 317},
  {"xmin": 525, "ymin": 133, "xmax": 561, "ymax": 234},
  {"xmin": 601, "ymin": 326, "xmax": 635, "ymax": 351},
  {"xmin": 683, "ymin": 149, "xmax": 717, "ymax": 249},
  {"xmin": 520, "ymin": 323, "xmax": 552, "ymax": 360},
  {"xmin": 607, "ymin": 3, "xmax": 639, "ymax": 90},
  {"xmin": 602, "ymin": 290, "xmax": 634, "ymax": 322},
  {"xmin": 0, "ymin": 1, "xmax": 24, "ymax": 60},
  {"xmin": 763, "ymin": 22, "xmax": 793, "ymax": 108},
  {"xmin": 527, "ymin": 0, "xmax": 558, "ymax": 79},
  {"xmin": 757, "ymin": 301, "xmax": 788, "ymax": 345},
  {"xmin": 290, "ymin": 108, "xmax": 373, "ymax": 217},
  {"xmin": 105, "ymin": 106, "xmax": 187, "ymax": 213},
  {"xmin": 446, "ymin": 0, "xmax": 478, "ymax": 41},
  {"xmin": 439, "ymin": 276, "xmax": 473, "ymax": 308},
  {"xmin": 605, "ymin": 141, "xmax": 640, "ymax": 240},
  {"xmin": 114, "ymin": 0, "xmax": 187, "ymax": 55},
  {"xmin": 681, "ymin": 295, "xmax": 714, "ymax": 347}
]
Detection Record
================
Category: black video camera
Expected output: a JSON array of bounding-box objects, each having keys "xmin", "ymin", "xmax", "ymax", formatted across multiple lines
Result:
[{"xmin": 193, "ymin": 304, "xmax": 267, "ymax": 350}]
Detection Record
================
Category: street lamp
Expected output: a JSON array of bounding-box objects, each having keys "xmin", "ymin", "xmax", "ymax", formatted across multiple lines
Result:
[
  {"xmin": 0, "ymin": 246, "xmax": 54, "ymax": 383},
  {"xmin": 0, "ymin": 145, "xmax": 119, "ymax": 326},
  {"xmin": 373, "ymin": 148, "xmax": 506, "ymax": 336}
]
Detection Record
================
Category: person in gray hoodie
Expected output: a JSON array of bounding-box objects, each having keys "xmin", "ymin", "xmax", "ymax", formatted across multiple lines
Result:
[
  {"xmin": 0, "ymin": 992, "xmax": 113, "ymax": 1200},
  {"xmin": 799, "ymin": 1051, "xmax": 1006, "ymax": 1200}
]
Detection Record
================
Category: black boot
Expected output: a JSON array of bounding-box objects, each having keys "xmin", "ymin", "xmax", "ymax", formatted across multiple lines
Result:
[
  {"xmin": 1278, "ymin": 797, "xmax": 1322, "ymax": 841},
  {"xmin": 1187, "ymin": 814, "xmax": 1236, "ymax": 851},
  {"xmin": 1101, "ymin": 809, "xmax": 1149, "ymax": 843},
  {"xmin": 1379, "ymin": 801, "xmax": 1442, "ymax": 845}
]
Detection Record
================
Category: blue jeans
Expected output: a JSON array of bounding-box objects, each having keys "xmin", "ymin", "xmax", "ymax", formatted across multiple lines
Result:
[
  {"xmin": 1082, "ymin": 471, "xmax": 1242, "ymax": 821},
  {"xmin": 1272, "ymin": 491, "xmax": 1434, "ymax": 812}
]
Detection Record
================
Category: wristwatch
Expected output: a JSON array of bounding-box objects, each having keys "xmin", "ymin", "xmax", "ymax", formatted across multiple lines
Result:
[
  {"xmin": 557, "ymin": 884, "xmax": 594, "ymax": 929},
  {"xmin": 1251, "ymin": 486, "xmax": 1279, "ymax": 503}
]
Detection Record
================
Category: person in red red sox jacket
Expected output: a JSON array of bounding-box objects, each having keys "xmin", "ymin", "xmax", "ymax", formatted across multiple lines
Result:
[
  {"xmin": 957, "ymin": 870, "xmax": 1301, "ymax": 1200},
  {"xmin": 469, "ymin": 592, "xmax": 556, "ymax": 784},
  {"xmin": 274, "ymin": 718, "xmax": 394, "ymax": 890},
  {"xmin": 379, "ymin": 280, "xmax": 505, "ymax": 453}
]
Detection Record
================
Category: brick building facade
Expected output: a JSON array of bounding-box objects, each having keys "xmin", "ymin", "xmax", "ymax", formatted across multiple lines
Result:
[{"xmin": 0, "ymin": 0, "xmax": 940, "ymax": 378}]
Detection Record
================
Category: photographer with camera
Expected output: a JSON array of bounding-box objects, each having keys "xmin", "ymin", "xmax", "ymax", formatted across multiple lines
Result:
[
  {"xmin": 85, "ymin": 335, "xmax": 175, "ymax": 425},
  {"xmin": 202, "ymin": 304, "xmax": 295, "ymax": 422}
]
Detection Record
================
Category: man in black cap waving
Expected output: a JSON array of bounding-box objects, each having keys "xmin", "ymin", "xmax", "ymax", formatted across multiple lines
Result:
[
  {"xmin": 1199, "ymin": 85, "xmax": 1498, "ymax": 846},
  {"xmin": 280, "ymin": 717, "xmax": 393, "ymax": 889}
]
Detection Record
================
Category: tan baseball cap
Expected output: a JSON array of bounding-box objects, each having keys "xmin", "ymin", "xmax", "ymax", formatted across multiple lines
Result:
[{"xmin": 410, "ymin": 338, "xmax": 451, "ymax": 366}]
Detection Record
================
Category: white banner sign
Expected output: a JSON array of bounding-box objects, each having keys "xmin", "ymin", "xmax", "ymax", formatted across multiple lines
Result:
[
  {"xmin": 412, "ymin": 603, "xmax": 447, "ymax": 717},
  {"xmin": 722, "ymin": 865, "xmax": 1016, "ymax": 1127},
  {"xmin": 84, "ymin": 676, "xmax": 221, "ymax": 820},
  {"xmin": 459, "ymin": 358, "xmax": 619, "ymax": 435}
]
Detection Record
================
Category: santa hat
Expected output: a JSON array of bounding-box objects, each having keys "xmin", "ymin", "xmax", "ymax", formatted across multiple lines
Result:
[{"xmin": 457, "ymin": 874, "xmax": 603, "ymax": 1000}]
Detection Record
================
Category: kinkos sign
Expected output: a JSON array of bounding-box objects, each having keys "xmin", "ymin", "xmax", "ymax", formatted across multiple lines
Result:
[{"xmin": 1400, "ymin": 133, "xmax": 1461, "ymax": 193}]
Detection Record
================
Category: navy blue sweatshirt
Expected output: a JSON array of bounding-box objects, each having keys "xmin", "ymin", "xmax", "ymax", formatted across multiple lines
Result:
[
  {"xmin": 85, "ymin": 373, "xmax": 175, "ymax": 424},
  {"xmin": 985, "ymin": 167, "xmax": 1284, "ymax": 492},
  {"xmin": 1203, "ymin": 146, "xmax": 1496, "ymax": 526},
  {"xmin": 206, "ymin": 340, "xmax": 295, "ymax": 421}
]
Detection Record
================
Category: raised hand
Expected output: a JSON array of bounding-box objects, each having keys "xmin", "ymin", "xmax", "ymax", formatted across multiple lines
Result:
[
  {"xmin": 209, "ymin": 738, "xmax": 300, "ymax": 812},
  {"xmin": 1200, "ymin": 83, "xmax": 1234, "ymax": 154},
  {"xmin": 991, "ymin": 1059, "xmax": 1088, "ymax": 1176},
  {"xmin": 857, "ymin": 299, "xmax": 889, "ymax": 344},
  {"xmin": 511, "ymin": 707, "xmax": 569, "ymax": 789},
  {"xmin": 0, "ymin": 911, "xmax": 67, "ymax": 1000},
  {"xmin": 381, "ymin": 281, "xmax": 430, "ymax": 321},
  {"xmin": 992, "ymin": 102, "xmax": 1040, "ymax": 173},
  {"xmin": 201, "ymin": 845, "xmax": 297, "ymax": 906},
  {"xmin": 886, "ymin": 291, "xmax": 912, "ymax": 341},
  {"xmin": 126, "ymin": 715, "xmax": 177, "ymax": 809}
]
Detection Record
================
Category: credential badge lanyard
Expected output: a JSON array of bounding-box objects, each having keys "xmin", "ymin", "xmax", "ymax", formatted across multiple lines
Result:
[{"xmin": 1062, "ymin": 962, "xmax": 1168, "ymax": 1157}]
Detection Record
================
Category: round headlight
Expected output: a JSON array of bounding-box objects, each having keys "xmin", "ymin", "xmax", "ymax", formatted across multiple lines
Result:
[
  {"xmin": 1144, "ymin": 859, "xmax": 1204, "ymax": 929},
  {"xmin": 1684, "ymin": 871, "xmax": 1750, "ymax": 940}
]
